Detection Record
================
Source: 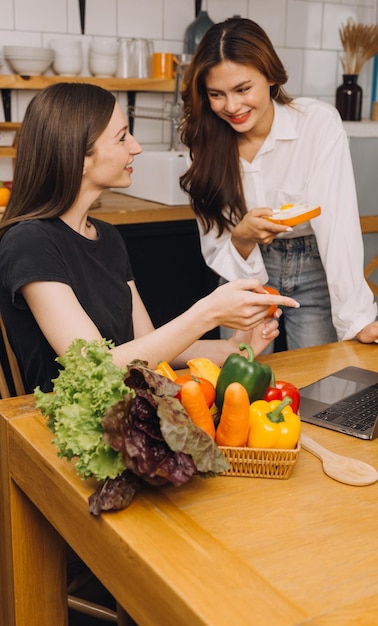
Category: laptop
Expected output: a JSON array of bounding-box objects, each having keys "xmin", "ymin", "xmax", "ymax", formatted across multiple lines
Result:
[{"xmin": 299, "ymin": 366, "xmax": 378, "ymax": 440}]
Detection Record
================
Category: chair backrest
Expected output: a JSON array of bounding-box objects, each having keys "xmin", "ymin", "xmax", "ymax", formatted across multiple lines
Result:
[
  {"xmin": 0, "ymin": 363, "xmax": 11, "ymax": 398},
  {"xmin": 360, "ymin": 215, "xmax": 378, "ymax": 297},
  {"xmin": 0, "ymin": 316, "xmax": 25, "ymax": 397}
]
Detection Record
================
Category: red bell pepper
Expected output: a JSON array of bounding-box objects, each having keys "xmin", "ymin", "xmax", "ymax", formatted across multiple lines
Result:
[{"xmin": 264, "ymin": 378, "xmax": 300, "ymax": 414}]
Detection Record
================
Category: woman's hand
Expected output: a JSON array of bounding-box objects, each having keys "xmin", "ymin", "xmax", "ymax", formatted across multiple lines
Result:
[
  {"xmin": 201, "ymin": 278, "xmax": 299, "ymax": 332},
  {"xmin": 231, "ymin": 208, "xmax": 291, "ymax": 256},
  {"xmin": 227, "ymin": 316, "xmax": 281, "ymax": 356},
  {"xmin": 356, "ymin": 321, "xmax": 378, "ymax": 344}
]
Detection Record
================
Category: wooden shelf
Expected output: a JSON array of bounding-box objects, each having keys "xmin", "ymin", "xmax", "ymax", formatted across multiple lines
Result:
[
  {"xmin": 0, "ymin": 122, "xmax": 21, "ymax": 169},
  {"xmin": 0, "ymin": 74, "xmax": 175, "ymax": 93},
  {"xmin": 0, "ymin": 147, "xmax": 17, "ymax": 158}
]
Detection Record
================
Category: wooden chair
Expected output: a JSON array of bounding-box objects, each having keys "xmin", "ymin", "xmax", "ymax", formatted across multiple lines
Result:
[
  {"xmin": 0, "ymin": 316, "xmax": 25, "ymax": 397},
  {"xmin": 0, "ymin": 363, "xmax": 12, "ymax": 398},
  {"xmin": 0, "ymin": 316, "xmax": 133, "ymax": 625},
  {"xmin": 360, "ymin": 215, "xmax": 378, "ymax": 297}
]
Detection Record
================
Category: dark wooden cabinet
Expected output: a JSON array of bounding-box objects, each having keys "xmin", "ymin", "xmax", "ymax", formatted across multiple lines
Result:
[{"xmin": 116, "ymin": 220, "xmax": 219, "ymax": 338}]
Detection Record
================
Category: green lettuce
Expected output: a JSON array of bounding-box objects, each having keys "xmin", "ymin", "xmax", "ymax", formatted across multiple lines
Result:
[
  {"xmin": 34, "ymin": 338, "xmax": 131, "ymax": 480},
  {"xmin": 35, "ymin": 340, "xmax": 230, "ymax": 515}
]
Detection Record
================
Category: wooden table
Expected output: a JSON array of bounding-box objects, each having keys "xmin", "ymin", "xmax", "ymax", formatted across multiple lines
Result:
[
  {"xmin": 0, "ymin": 190, "xmax": 194, "ymax": 223},
  {"xmin": 90, "ymin": 190, "xmax": 194, "ymax": 225},
  {"xmin": 1, "ymin": 341, "xmax": 377, "ymax": 626}
]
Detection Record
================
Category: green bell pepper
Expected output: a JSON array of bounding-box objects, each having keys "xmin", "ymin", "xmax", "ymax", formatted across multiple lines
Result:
[{"xmin": 215, "ymin": 343, "xmax": 272, "ymax": 410}]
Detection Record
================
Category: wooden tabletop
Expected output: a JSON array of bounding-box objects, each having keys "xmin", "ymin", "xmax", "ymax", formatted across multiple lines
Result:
[
  {"xmin": 90, "ymin": 190, "xmax": 194, "ymax": 225},
  {"xmin": 1, "ymin": 190, "xmax": 194, "ymax": 223},
  {"xmin": 0, "ymin": 340, "xmax": 377, "ymax": 626}
]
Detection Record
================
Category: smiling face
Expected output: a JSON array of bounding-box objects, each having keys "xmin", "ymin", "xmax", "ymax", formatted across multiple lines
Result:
[
  {"xmin": 205, "ymin": 61, "xmax": 274, "ymax": 138},
  {"xmin": 84, "ymin": 102, "xmax": 142, "ymax": 191}
]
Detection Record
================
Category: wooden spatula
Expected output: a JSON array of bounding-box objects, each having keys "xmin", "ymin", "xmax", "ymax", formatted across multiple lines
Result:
[{"xmin": 300, "ymin": 433, "xmax": 378, "ymax": 486}]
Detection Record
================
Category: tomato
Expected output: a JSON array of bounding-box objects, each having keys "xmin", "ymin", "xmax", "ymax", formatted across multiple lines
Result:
[
  {"xmin": 175, "ymin": 375, "xmax": 216, "ymax": 408},
  {"xmin": 264, "ymin": 285, "xmax": 280, "ymax": 318},
  {"xmin": 175, "ymin": 375, "xmax": 192, "ymax": 385}
]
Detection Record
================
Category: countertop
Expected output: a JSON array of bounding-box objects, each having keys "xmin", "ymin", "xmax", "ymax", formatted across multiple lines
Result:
[
  {"xmin": 90, "ymin": 190, "xmax": 194, "ymax": 225},
  {"xmin": 344, "ymin": 120, "xmax": 378, "ymax": 137}
]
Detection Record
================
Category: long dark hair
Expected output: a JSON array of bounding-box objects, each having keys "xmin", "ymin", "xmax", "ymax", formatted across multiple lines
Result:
[
  {"xmin": 0, "ymin": 82, "xmax": 115, "ymax": 239},
  {"xmin": 180, "ymin": 18, "xmax": 292, "ymax": 235}
]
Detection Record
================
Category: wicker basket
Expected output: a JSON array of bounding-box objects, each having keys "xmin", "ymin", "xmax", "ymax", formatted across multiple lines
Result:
[{"xmin": 219, "ymin": 443, "xmax": 300, "ymax": 479}]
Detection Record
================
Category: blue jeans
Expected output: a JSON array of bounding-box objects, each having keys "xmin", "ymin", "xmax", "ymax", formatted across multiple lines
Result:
[
  {"xmin": 260, "ymin": 235, "xmax": 337, "ymax": 351},
  {"xmin": 219, "ymin": 235, "xmax": 337, "ymax": 351}
]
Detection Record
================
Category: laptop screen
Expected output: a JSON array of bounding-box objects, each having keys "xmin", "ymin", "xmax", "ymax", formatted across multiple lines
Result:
[{"xmin": 300, "ymin": 376, "xmax": 367, "ymax": 405}]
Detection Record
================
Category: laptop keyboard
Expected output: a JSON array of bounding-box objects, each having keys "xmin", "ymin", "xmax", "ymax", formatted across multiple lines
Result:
[{"xmin": 313, "ymin": 382, "xmax": 378, "ymax": 432}]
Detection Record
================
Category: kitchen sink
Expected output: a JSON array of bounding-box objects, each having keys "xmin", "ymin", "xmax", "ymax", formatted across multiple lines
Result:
[{"xmin": 112, "ymin": 150, "xmax": 190, "ymax": 205}]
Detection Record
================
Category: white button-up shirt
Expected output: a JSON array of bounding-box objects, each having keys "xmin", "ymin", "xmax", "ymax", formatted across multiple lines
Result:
[{"xmin": 197, "ymin": 97, "xmax": 377, "ymax": 340}]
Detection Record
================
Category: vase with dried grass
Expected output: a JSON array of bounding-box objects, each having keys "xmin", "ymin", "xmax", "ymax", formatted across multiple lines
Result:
[
  {"xmin": 336, "ymin": 18, "xmax": 378, "ymax": 121},
  {"xmin": 336, "ymin": 74, "xmax": 363, "ymax": 121}
]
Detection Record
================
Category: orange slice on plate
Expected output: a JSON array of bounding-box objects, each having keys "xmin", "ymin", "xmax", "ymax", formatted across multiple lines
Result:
[{"xmin": 265, "ymin": 202, "xmax": 321, "ymax": 227}]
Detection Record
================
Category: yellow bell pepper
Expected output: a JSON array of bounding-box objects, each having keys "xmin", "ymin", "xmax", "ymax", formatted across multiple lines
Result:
[
  {"xmin": 187, "ymin": 357, "xmax": 221, "ymax": 387},
  {"xmin": 154, "ymin": 361, "xmax": 177, "ymax": 381},
  {"xmin": 248, "ymin": 396, "xmax": 300, "ymax": 449}
]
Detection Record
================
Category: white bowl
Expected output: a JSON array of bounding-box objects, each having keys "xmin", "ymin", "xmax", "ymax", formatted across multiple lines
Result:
[
  {"xmin": 5, "ymin": 55, "xmax": 54, "ymax": 76},
  {"xmin": 5, "ymin": 53, "xmax": 54, "ymax": 60},
  {"xmin": 53, "ymin": 55, "xmax": 83, "ymax": 76},
  {"xmin": 4, "ymin": 46, "xmax": 54, "ymax": 58},
  {"xmin": 88, "ymin": 51, "xmax": 118, "ymax": 77},
  {"xmin": 90, "ymin": 37, "xmax": 119, "ymax": 56}
]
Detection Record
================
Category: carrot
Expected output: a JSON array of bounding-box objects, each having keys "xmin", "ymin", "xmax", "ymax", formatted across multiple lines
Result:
[
  {"xmin": 215, "ymin": 382, "xmax": 250, "ymax": 447},
  {"xmin": 180, "ymin": 380, "xmax": 215, "ymax": 439}
]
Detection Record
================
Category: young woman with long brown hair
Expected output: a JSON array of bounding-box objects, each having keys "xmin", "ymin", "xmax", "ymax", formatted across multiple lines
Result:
[
  {"xmin": 180, "ymin": 17, "xmax": 377, "ymax": 349},
  {"xmin": 0, "ymin": 82, "xmax": 299, "ymax": 393}
]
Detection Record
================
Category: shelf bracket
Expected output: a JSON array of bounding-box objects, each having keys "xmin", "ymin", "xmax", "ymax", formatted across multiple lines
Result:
[
  {"xmin": 79, "ymin": 0, "xmax": 86, "ymax": 34},
  {"xmin": 1, "ymin": 89, "xmax": 12, "ymax": 122},
  {"xmin": 127, "ymin": 91, "xmax": 136, "ymax": 135}
]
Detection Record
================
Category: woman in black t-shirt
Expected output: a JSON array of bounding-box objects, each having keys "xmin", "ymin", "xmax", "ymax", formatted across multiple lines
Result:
[{"xmin": 0, "ymin": 83, "xmax": 299, "ymax": 392}]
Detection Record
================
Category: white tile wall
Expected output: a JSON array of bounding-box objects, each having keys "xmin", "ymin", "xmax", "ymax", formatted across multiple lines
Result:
[
  {"xmin": 302, "ymin": 49, "xmax": 339, "ymax": 95},
  {"xmin": 86, "ymin": 0, "xmax": 117, "ymax": 36},
  {"xmin": 245, "ymin": 0, "xmax": 287, "ymax": 47},
  {"xmin": 286, "ymin": 0, "xmax": 323, "ymax": 48},
  {"xmin": 0, "ymin": 0, "xmax": 377, "ymax": 179},
  {"xmin": 15, "ymin": 0, "xmax": 68, "ymax": 33},
  {"xmin": 1, "ymin": 0, "xmax": 14, "ymax": 30}
]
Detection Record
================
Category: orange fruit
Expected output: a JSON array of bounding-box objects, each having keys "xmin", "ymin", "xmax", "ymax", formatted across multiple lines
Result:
[
  {"xmin": 0, "ymin": 187, "xmax": 11, "ymax": 206},
  {"xmin": 264, "ymin": 285, "xmax": 280, "ymax": 318}
]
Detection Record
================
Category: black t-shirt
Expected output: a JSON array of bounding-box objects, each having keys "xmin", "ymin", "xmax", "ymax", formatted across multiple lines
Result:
[{"xmin": 0, "ymin": 217, "xmax": 134, "ymax": 393}]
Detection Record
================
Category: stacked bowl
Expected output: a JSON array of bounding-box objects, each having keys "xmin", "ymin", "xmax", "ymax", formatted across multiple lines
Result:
[
  {"xmin": 89, "ymin": 37, "xmax": 119, "ymax": 77},
  {"xmin": 3, "ymin": 46, "xmax": 54, "ymax": 75},
  {"xmin": 50, "ymin": 39, "xmax": 83, "ymax": 76}
]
